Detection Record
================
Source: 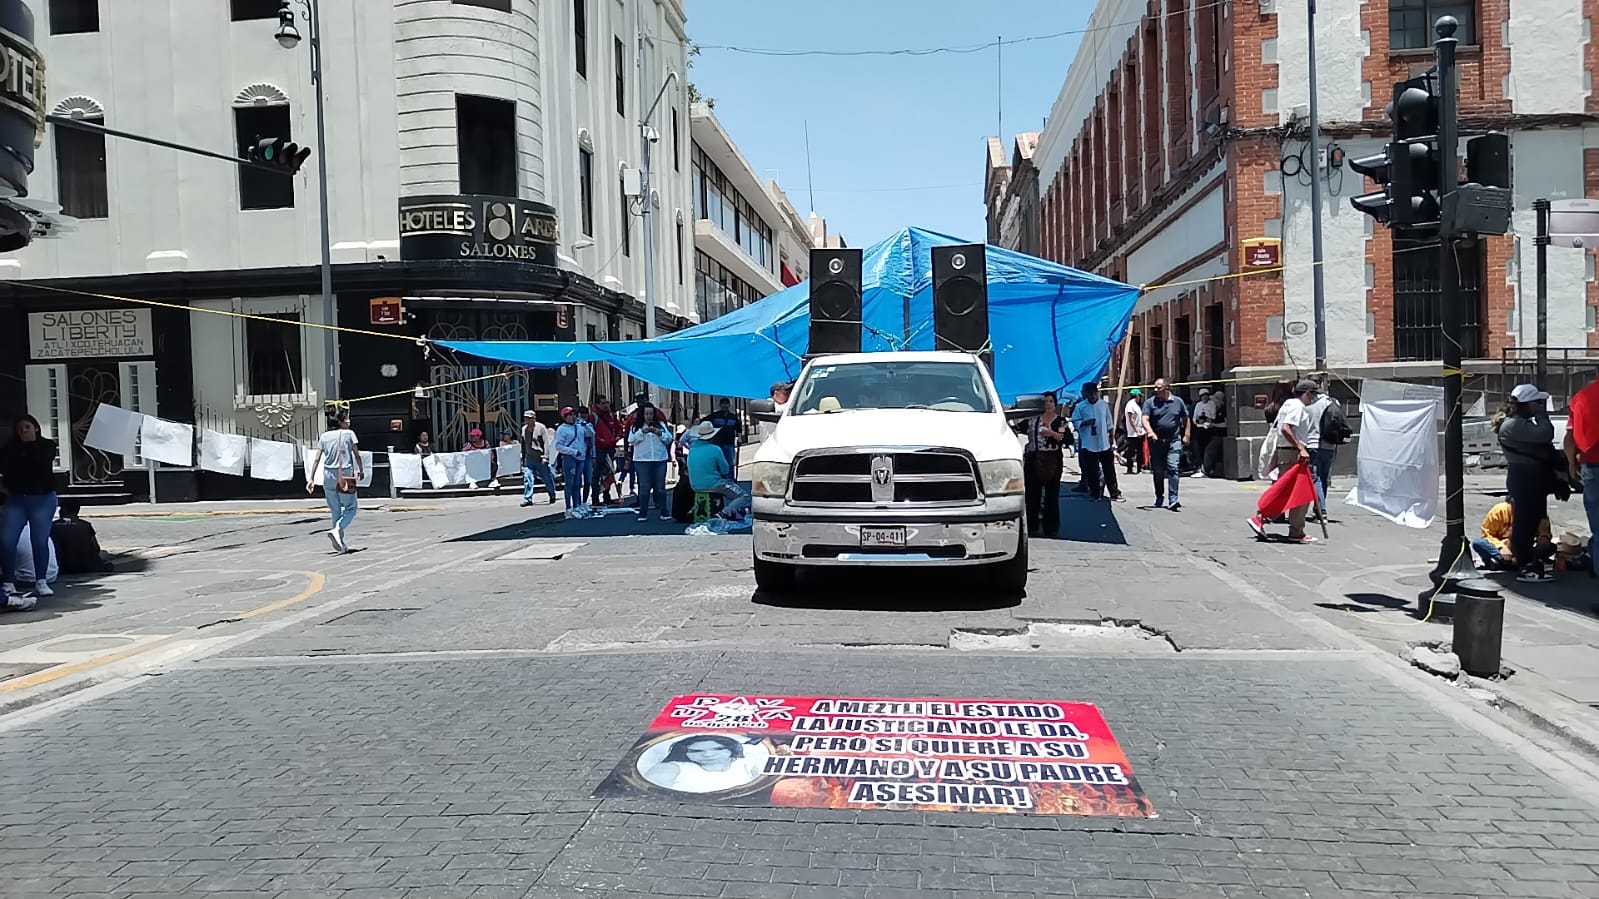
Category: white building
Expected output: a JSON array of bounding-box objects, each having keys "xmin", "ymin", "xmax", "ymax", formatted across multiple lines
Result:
[{"xmin": 0, "ymin": 0, "xmax": 692, "ymax": 500}]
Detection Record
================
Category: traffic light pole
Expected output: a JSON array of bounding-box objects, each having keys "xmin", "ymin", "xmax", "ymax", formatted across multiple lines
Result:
[
  {"xmin": 1430, "ymin": 16, "xmax": 1496, "ymax": 602},
  {"xmin": 44, "ymin": 116, "xmax": 293, "ymax": 176},
  {"xmin": 1534, "ymin": 197, "xmax": 1551, "ymax": 385},
  {"xmin": 305, "ymin": 0, "xmax": 336, "ymax": 404},
  {"xmin": 1306, "ymin": 0, "xmax": 1329, "ymax": 372}
]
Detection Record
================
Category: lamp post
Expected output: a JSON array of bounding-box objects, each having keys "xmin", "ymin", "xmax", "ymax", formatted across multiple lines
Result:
[
  {"xmin": 274, "ymin": 0, "xmax": 336, "ymax": 401},
  {"xmin": 638, "ymin": 70, "xmax": 679, "ymax": 340}
]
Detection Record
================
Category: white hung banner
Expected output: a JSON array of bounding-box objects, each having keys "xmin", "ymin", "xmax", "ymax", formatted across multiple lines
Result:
[
  {"xmin": 440, "ymin": 451, "xmax": 471, "ymax": 485},
  {"xmin": 198, "ymin": 429, "xmax": 248, "ymax": 476},
  {"xmin": 357, "ymin": 451, "xmax": 375, "ymax": 487},
  {"xmin": 390, "ymin": 452, "xmax": 425, "ymax": 489},
  {"xmin": 84, "ymin": 403, "xmax": 144, "ymax": 456},
  {"xmin": 464, "ymin": 448, "xmax": 494, "ymax": 484},
  {"xmin": 495, "ymin": 444, "xmax": 521, "ymax": 478},
  {"xmin": 1346, "ymin": 399, "xmax": 1439, "ymax": 529},
  {"xmin": 138, "ymin": 417, "xmax": 194, "ymax": 467},
  {"xmin": 249, "ymin": 438, "xmax": 298, "ymax": 482},
  {"xmin": 423, "ymin": 453, "xmax": 451, "ymax": 488}
]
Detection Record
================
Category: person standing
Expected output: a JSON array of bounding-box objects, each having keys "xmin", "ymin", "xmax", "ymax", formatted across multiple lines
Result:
[
  {"xmin": 1023, "ymin": 392, "xmax": 1068, "ymax": 537},
  {"xmin": 1563, "ymin": 378, "xmax": 1599, "ymax": 573},
  {"xmin": 628, "ymin": 402, "xmax": 673, "ymax": 521},
  {"xmin": 520, "ymin": 410, "xmax": 558, "ymax": 506},
  {"xmin": 1497, "ymin": 384, "xmax": 1561, "ymax": 583},
  {"xmin": 553, "ymin": 407, "xmax": 589, "ymax": 516},
  {"xmin": 1, "ymin": 414, "xmax": 59, "ymax": 607},
  {"xmin": 1202, "ymin": 389, "xmax": 1228, "ymax": 478},
  {"xmin": 590, "ymin": 398, "xmax": 622, "ymax": 506},
  {"xmin": 707, "ymin": 399, "xmax": 742, "ymax": 475},
  {"xmin": 1247, "ymin": 379, "xmax": 1319, "ymax": 543},
  {"xmin": 1141, "ymin": 379, "xmax": 1191, "ymax": 510},
  {"xmin": 306, "ymin": 407, "xmax": 363, "ymax": 554},
  {"xmin": 1122, "ymin": 388, "xmax": 1146, "ymax": 474},
  {"xmin": 1072, "ymin": 382, "xmax": 1121, "ymax": 503},
  {"xmin": 1192, "ymin": 389, "xmax": 1217, "ymax": 477},
  {"xmin": 573, "ymin": 406, "xmax": 597, "ymax": 508}
]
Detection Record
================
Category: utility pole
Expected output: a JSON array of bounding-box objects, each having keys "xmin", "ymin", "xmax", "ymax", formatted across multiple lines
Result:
[
  {"xmin": 1306, "ymin": 0, "xmax": 1329, "ymax": 372},
  {"xmin": 1534, "ymin": 197, "xmax": 1550, "ymax": 385},
  {"xmin": 638, "ymin": 59, "xmax": 679, "ymax": 341}
]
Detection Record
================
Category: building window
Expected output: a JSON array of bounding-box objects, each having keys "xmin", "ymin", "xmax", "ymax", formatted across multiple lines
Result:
[
  {"xmin": 671, "ymin": 109, "xmax": 681, "ymax": 171},
  {"xmin": 454, "ymin": 0, "xmax": 512, "ymax": 9},
  {"xmin": 457, "ymin": 94, "xmax": 518, "ymax": 196},
  {"xmin": 614, "ymin": 37, "xmax": 627, "ymax": 116},
  {"xmin": 1393, "ymin": 237, "xmax": 1484, "ymax": 359},
  {"xmin": 54, "ymin": 120, "xmax": 108, "ymax": 220},
  {"xmin": 1389, "ymin": 0, "xmax": 1475, "ymax": 51},
  {"xmin": 573, "ymin": 0, "xmax": 587, "ymax": 78},
  {"xmin": 676, "ymin": 221, "xmax": 684, "ymax": 285},
  {"xmin": 234, "ymin": 104, "xmax": 295, "ymax": 210},
  {"xmin": 245, "ymin": 313, "xmax": 304, "ymax": 396},
  {"xmin": 578, "ymin": 148, "xmax": 594, "ymax": 236},
  {"xmin": 619, "ymin": 176, "xmax": 632, "ymax": 257},
  {"xmin": 49, "ymin": 0, "xmax": 97, "ymax": 34},
  {"xmin": 230, "ymin": 0, "xmax": 281, "ymax": 19}
]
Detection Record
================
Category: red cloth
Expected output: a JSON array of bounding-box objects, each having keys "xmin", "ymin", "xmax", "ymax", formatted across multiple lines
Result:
[
  {"xmin": 780, "ymin": 263, "xmax": 801, "ymax": 287},
  {"xmin": 1569, "ymin": 379, "xmax": 1599, "ymax": 461},
  {"xmin": 1258, "ymin": 460, "xmax": 1318, "ymax": 518}
]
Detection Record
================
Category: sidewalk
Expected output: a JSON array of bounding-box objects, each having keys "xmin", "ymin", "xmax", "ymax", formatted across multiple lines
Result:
[{"xmin": 1111, "ymin": 468, "xmax": 1599, "ymax": 755}]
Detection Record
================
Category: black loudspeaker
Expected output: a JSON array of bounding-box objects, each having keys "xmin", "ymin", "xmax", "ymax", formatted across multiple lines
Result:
[
  {"xmin": 808, "ymin": 248, "xmax": 863, "ymax": 355},
  {"xmin": 931, "ymin": 244, "xmax": 990, "ymax": 363}
]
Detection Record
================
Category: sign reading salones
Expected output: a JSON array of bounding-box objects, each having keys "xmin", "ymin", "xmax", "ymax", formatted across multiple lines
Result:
[
  {"xmin": 29, "ymin": 309, "xmax": 153, "ymax": 360},
  {"xmin": 0, "ymin": 0, "xmax": 46, "ymax": 199},
  {"xmin": 398, "ymin": 195, "xmax": 559, "ymax": 266}
]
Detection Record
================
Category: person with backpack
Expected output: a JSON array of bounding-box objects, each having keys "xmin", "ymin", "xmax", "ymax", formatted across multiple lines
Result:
[{"xmin": 1314, "ymin": 387, "xmax": 1353, "ymax": 515}]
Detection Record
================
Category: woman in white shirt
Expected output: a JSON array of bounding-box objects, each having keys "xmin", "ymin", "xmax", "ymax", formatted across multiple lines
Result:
[
  {"xmin": 306, "ymin": 407, "xmax": 363, "ymax": 554},
  {"xmin": 628, "ymin": 402, "xmax": 673, "ymax": 521}
]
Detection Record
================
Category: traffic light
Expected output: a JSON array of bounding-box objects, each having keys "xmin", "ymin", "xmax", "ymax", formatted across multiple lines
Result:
[
  {"xmin": 1349, "ymin": 76, "xmax": 1442, "ymax": 231},
  {"xmin": 245, "ymin": 137, "xmax": 312, "ymax": 174}
]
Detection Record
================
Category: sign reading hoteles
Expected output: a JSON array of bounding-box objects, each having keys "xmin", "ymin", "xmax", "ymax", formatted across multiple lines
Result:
[
  {"xmin": 398, "ymin": 195, "xmax": 559, "ymax": 267},
  {"xmin": 0, "ymin": 0, "xmax": 45, "ymax": 200},
  {"xmin": 29, "ymin": 309, "xmax": 153, "ymax": 360}
]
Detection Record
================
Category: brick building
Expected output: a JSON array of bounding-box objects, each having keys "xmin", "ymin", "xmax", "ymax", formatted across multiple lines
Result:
[
  {"xmin": 1030, "ymin": 0, "xmax": 1599, "ymax": 392},
  {"xmin": 985, "ymin": 133, "xmax": 1042, "ymax": 256}
]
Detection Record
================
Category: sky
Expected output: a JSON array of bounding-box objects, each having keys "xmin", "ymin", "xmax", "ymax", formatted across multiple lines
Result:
[{"xmin": 683, "ymin": 0, "xmax": 1092, "ymax": 247}]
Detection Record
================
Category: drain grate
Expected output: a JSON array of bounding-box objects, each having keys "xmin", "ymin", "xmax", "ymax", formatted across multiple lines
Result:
[
  {"xmin": 191, "ymin": 578, "xmax": 289, "ymax": 596},
  {"xmin": 319, "ymin": 608, "xmax": 421, "ymax": 626}
]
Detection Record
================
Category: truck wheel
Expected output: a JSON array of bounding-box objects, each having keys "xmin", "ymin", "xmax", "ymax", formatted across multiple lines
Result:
[
  {"xmin": 992, "ymin": 525, "xmax": 1029, "ymax": 594},
  {"xmin": 754, "ymin": 557, "xmax": 797, "ymax": 593}
]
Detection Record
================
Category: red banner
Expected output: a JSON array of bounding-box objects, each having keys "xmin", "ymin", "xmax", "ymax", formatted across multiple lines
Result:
[{"xmin": 593, "ymin": 694, "xmax": 1155, "ymax": 817}]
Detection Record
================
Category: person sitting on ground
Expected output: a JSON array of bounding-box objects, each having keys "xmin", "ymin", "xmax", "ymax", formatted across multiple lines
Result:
[
  {"xmin": 686, "ymin": 420, "xmax": 751, "ymax": 521},
  {"xmin": 1472, "ymin": 498, "xmax": 1555, "ymax": 571}
]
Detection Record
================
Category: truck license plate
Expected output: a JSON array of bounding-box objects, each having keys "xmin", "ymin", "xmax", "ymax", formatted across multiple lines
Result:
[{"xmin": 859, "ymin": 526, "xmax": 907, "ymax": 547}]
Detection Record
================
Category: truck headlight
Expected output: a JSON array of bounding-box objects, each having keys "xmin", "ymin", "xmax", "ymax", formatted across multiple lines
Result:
[
  {"xmin": 749, "ymin": 461, "xmax": 793, "ymax": 497},
  {"xmin": 978, "ymin": 459, "xmax": 1025, "ymax": 495}
]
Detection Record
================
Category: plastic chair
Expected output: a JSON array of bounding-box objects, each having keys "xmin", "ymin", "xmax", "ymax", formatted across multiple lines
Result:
[{"xmin": 692, "ymin": 491, "xmax": 716, "ymax": 523}]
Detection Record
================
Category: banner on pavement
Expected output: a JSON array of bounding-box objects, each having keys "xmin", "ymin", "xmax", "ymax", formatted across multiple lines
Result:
[{"xmin": 593, "ymin": 693, "xmax": 1155, "ymax": 817}]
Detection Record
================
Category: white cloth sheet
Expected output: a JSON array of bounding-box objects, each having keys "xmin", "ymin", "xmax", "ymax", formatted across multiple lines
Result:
[
  {"xmin": 198, "ymin": 430, "xmax": 248, "ymax": 476},
  {"xmin": 138, "ymin": 417, "xmax": 194, "ymax": 467},
  {"xmin": 389, "ymin": 453, "xmax": 424, "ymax": 489},
  {"xmin": 464, "ymin": 448, "xmax": 494, "ymax": 484},
  {"xmin": 83, "ymin": 404, "xmax": 143, "ymax": 456},
  {"xmin": 248, "ymin": 438, "xmax": 298, "ymax": 481},
  {"xmin": 1346, "ymin": 399, "xmax": 1439, "ymax": 529}
]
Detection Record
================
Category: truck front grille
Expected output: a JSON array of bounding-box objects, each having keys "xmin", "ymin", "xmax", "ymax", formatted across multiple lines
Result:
[{"xmin": 790, "ymin": 451, "xmax": 979, "ymax": 505}]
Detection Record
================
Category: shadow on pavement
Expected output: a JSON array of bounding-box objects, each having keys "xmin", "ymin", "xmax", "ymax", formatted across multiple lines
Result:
[
  {"xmin": 753, "ymin": 568, "xmax": 1024, "ymax": 612},
  {"xmin": 1477, "ymin": 569, "xmax": 1599, "ymax": 619},
  {"xmin": 1318, "ymin": 591, "xmax": 1418, "ymax": 616},
  {"xmin": 1046, "ymin": 488, "xmax": 1129, "ymax": 545},
  {"xmin": 0, "ymin": 583, "xmax": 112, "ymax": 625},
  {"xmin": 450, "ymin": 511, "xmax": 748, "ymax": 541}
]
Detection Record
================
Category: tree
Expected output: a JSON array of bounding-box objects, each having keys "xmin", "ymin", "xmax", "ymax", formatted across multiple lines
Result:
[{"xmin": 687, "ymin": 42, "xmax": 714, "ymax": 109}]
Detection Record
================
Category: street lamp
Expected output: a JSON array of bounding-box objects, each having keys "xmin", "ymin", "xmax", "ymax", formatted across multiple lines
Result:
[
  {"xmin": 274, "ymin": 0, "xmax": 336, "ymax": 402},
  {"xmin": 638, "ymin": 70, "xmax": 679, "ymax": 340}
]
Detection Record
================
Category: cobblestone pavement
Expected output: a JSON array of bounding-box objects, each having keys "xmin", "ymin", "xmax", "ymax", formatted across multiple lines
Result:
[{"xmin": 0, "ymin": 483, "xmax": 1597, "ymax": 897}]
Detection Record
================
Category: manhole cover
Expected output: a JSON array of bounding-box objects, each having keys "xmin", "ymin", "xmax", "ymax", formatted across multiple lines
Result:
[
  {"xmin": 191, "ymin": 578, "xmax": 290, "ymax": 597},
  {"xmin": 0, "ymin": 662, "xmax": 54, "ymax": 682},
  {"xmin": 1396, "ymin": 575, "xmax": 1437, "ymax": 588},
  {"xmin": 320, "ymin": 609, "xmax": 420, "ymax": 626},
  {"xmin": 40, "ymin": 636, "xmax": 138, "ymax": 653}
]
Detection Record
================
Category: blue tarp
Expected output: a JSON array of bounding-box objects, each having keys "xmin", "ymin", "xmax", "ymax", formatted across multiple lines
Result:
[{"xmin": 439, "ymin": 227, "xmax": 1140, "ymax": 401}]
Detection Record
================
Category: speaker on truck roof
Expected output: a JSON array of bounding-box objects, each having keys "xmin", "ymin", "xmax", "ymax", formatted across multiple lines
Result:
[
  {"xmin": 931, "ymin": 243, "xmax": 991, "ymax": 368},
  {"xmin": 807, "ymin": 248, "xmax": 863, "ymax": 355}
]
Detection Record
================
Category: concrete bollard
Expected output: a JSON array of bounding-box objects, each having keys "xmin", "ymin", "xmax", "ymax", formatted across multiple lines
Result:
[{"xmin": 1453, "ymin": 593, "xmax": 1504, "ymax": 677}]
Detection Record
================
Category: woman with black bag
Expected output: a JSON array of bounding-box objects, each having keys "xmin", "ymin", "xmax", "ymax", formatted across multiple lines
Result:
[{"xmin": 1023, "ymin": 392, "xmax": 1069, "ymax": 538}]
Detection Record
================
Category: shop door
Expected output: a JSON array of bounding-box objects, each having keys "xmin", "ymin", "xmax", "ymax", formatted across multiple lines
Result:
[{"xmin": 26, "ymin": 360, "xmax": 156, "ymax": 487}]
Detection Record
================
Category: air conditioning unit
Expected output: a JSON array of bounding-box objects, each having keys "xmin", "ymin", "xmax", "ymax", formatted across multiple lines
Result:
[{"xmin": 1258, "ymin": 0, "xmax": 1278, "ymax": 14}]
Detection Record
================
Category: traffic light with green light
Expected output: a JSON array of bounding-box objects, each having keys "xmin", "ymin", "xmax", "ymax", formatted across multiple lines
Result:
[{"xmin": 245, "ymin": 137, "xmax": 312, "ymax": 175}]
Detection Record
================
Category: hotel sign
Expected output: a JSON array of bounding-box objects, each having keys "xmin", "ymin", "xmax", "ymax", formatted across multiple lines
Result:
[
  {"xmin": 398, "ymin": 195, "xmax": 559, "ymax": 267},
  {"xmin": 0, "ymin": 0, "xmax": 46, "ymax": 199},
  {"xmin": 30, "ymin": 309, "xmax": 152, "ymax": 360}
]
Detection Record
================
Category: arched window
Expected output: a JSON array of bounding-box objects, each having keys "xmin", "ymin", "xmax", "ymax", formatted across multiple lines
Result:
[
  {"xmin": 232, "ymin": 83, "xmax": 295, "ymax": 210},
  {"xmin": 51, "ymin": 96, "xmax": 108, "ymax": 219}
]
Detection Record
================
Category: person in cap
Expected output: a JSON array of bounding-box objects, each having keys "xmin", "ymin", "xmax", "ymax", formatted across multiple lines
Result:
[
  {"xmin": 1497, "ymin": 383, "xmax": 1560, "ymax": 582},
  {"xmin": 1247, "ymin": 379, "xmax": 1321, "ymax": 543},
  {"xmin": 770, "ymin": 381, "xmax": 793, "ymax": 413},
  {"xmin": 686, "ymin": 420, "xmax": 751, "ymax": 520},
  {"xmin": 520, "ymin": 410, "xmax": 557, "ymax": 506},
  {"xmin": 1122, "ymin": 388, "xmax": 1146, "ymax": 474},
  {"xmin": 553, "ymin": 406, "xmax": 590, "ymax": 516},
  {"xmin": 462, "ymin": 427, "xmax": 489, "ymax": 452}
]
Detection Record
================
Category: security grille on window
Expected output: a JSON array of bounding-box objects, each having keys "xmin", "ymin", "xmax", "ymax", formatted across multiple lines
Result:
[
  {"xmin": 230, "ymin": 0, "xmax": 282, "ymax": 19},
  {"xmin": 55, "ymin": 120, "xmax": 108, "ymax": 219},
  {"xmin": 1388, "ymin": 0, "xmax": 1475, "ymax": 51},
  {"xmin": 245, "ymin": 314, "xmax": 305, "ymax": 396},
  {"xmin": 1393, "ymin": 236, "xmax": 1484, "ymax": 359},
  {"xmin": 578, "ymin": 148, "xmax": 595, "ymax": 236},
  {"xmin": 457, "ymin": 94, "xmax": 518, "ymax": 197},
  {"xmin": 49, "ymin": 0, "xmax": 98, "ymax": 34},
  {"xmin": 235, "ymin": 105, "xmax": 295, "ymax": 210}
]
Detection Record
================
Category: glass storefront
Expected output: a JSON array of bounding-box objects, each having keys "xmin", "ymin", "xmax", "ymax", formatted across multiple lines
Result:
[
  {"xmin": 694, "ymin": 251, "xmax": 763, "ymax": 323},
  {"xmin": 692, "ymin": 144, "xmax": 775, "ymax": 275}
]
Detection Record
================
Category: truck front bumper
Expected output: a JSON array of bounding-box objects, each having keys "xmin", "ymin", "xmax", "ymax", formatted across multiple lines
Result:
[{"xmin": 751, "ymin": 496, "xmax": 1025, "ymax": 567}]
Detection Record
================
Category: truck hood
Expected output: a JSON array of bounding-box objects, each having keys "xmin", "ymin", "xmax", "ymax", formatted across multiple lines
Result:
[{"xmin": 752, "ymin": 409, "xmax": 1023, "ymax": 464}]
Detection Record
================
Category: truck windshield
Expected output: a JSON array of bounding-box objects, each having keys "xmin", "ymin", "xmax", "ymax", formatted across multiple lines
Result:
[{"xmin": 790, "ymin": 361, "xmax": 995, "ymax": 414}]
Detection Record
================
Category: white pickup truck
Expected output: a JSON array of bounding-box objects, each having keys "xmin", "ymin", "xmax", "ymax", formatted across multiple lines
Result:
[{"xmin": 745, "ymin": 351, "xmax": 1032, "ymax": 594}]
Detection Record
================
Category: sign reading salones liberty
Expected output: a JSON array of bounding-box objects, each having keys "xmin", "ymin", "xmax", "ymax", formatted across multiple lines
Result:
[
  {"xmin": 398, "ymin": 195, "xmax": 559, "ymax": 266},
  {"xmin": 29, "ymin": 309, "xmax": 153, "ymax": 360}
]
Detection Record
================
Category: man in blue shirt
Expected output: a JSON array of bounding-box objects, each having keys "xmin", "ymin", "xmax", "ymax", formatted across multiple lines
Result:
[
  {"xmin": 686, "ymin": 420, "xmax": 750, "ymax": 520},
  {"xmin": 1140, "ymin": 378, "xmax": 1191, "ymax": 511},
  {"xmin": 553, "ymin": 407, "xmax": 589, "ymax": 516},
  {"xmin": 706, "ymin": 399, "xmax": 742, "ymax": 475}
]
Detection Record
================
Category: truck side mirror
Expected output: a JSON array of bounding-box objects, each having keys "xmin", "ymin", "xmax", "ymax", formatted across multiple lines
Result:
[
  {"xmin": 748, "ymin": 398, "xmax": 782, "ymax": 423},
  {"xmin": 1004, "ymin": 395, "xmax": 1045, "ymax": 421}
]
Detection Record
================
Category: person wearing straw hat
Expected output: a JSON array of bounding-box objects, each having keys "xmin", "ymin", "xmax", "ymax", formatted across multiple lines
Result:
[{"xmin": 686, "ymin": 420, "xmax": 750, "ymax": 520}]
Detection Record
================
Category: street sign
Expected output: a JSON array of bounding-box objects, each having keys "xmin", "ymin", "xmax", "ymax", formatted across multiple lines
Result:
[
  {"xmin": 369, "ymin": 297, "xmax": 402, "ymax": 325},
  {"xmin": 1241, "ymin": 238, "xmax": 1281, "ymax": 269},
  {"xmin": 1548, "ymin": 199, "xmax": 1599, "ymax": 249}
]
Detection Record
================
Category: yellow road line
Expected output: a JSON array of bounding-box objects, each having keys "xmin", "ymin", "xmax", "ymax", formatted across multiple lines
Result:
[
  {"xmin": 86, "ymin": 509, "xmax": 327, "ymax": 519},
  {"xmin": 0, "ymin": 571, "xmax": 326, "ymax": 694}
]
